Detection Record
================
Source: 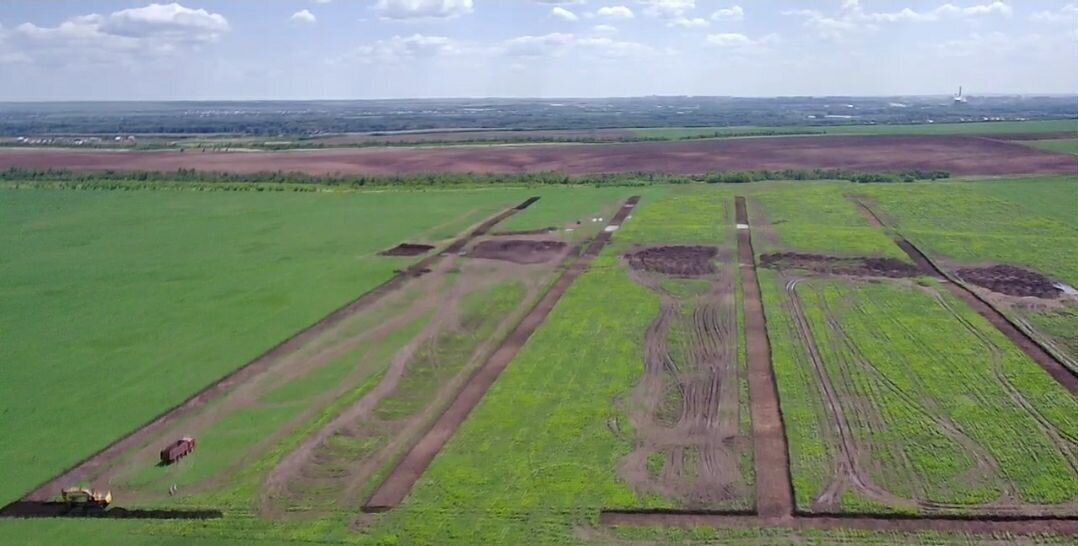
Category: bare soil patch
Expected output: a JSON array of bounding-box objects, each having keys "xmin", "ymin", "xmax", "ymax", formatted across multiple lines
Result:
[
  {"xmin": 469, "ymin": 239, "xmax": 567, "ymax": 264},
  {"xmin": 627, "ymin": 246, "xmax": 719, "ymax": 277},
  {"xmin": 957, "ymin": 265, "xmax": 1062, "ymax": 299},
  {"xmin": 2, "ymin": 135, "xmax": 1074, "ymax": 176},
  {"xmin": 379, "ymin": 243, "xmax": 434, "ymax": 257},
  {"xmin": 760, "ymin": 252, "xmax": 920, "ymax": 278}
]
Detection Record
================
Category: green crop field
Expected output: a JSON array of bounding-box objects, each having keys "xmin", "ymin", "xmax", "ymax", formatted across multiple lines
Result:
[
  {"xmin": 763, "ymin": 276, "xmax": 1078, "ymax": 513},
  {"xmin": 2, "ymin": 178, "xmax": 1077, "ymax": 546},
  {"xmin": 857, "ymin": 176, "xmax": 1078, "ymax": 370},
  {"xmin": 1019, "ymin": 138, "xmax": 1078, "ymax": 155}
]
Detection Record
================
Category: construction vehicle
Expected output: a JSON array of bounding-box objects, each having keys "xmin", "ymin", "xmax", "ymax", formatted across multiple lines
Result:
[
  {"xmin": 61, "ymin": 487, "xmax": 112, "ymax": 509},
  {"xmin": 160, "ymin": 436, "xmax": 197, "ymax": 465}
]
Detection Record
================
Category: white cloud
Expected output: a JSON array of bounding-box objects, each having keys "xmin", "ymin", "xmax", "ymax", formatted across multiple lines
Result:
[
  {"xmin": 290, "ymin": 10, "xmax": 317, "ymax": 24},
  {"xmin": 670, "ymin": 17, "xmax": 708, "ymax": 28},
  {"xmin": 638, "ymin": 0, "xmax": 694, "ymax": 19},
  {"xmin": 552, "ymin": 7, "xmax": 580, "ymax": 21},
  {"xmin": 101, "ymin": 3, "xmax": 229, "ymax": 41},
  {"xmin": 1030, "ymin": 5, "xmax": 1078, "ymax": 23},
  {"xmin": 785, "ymin": 1, "xmax": 1014, "ymax": 39},
  {"xmin": 504, "ymin": 31, "xmax": 655, "ymax": 59},
  {"xmin": 593, "ymin": 24, "xmax": 618, "ymax": 33},
  {"xmin": 705, "ymin": 32, "xmax": 778, "ymax": 51},
  {"xmin": 597, "ymin": 6, "xmax": 635, "ymax": 19},
  {"xmin": 0, "ymin": 3, "xmax": 230, "ymax": 66},
  {"xmin": 376, "ymin": 0, "xmax": 473, "ymax": 20},
  {"xmin": 711, "ymin": 5, "xmax": 743, "ymax": 22},
  {"xmin": 344, "ymin": 33, "xmax": 463, "ymax": 63}
]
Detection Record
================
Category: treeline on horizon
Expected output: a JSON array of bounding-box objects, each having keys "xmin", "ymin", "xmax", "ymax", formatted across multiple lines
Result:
[{"xmin": 0, "ymin": 167, "xmax": 951, "ymax": 191}]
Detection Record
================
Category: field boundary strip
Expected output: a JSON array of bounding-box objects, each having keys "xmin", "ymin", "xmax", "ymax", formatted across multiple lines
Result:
[
  {"xmin": 0, "ymin": 196, "xmax": 541, "ymax": 514},
  {"xmin": 362, "ymin": 196, "xmax": 642, "ymax": 512},
  {"xmin": 734, "ymin": 196, "xmax": 796, "ymax": 518},
  {"xmin": 853, "ymin": 199, "xmax": 1078, "ymax": 394}
]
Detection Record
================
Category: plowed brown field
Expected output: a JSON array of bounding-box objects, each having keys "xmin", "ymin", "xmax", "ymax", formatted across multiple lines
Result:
[{"xmin": 2, "ymin": 135, "xmax": 1075, "ymax": 176}]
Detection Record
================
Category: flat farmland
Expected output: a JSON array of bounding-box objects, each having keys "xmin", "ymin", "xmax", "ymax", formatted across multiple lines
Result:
[
  {"xmin": 1, "ymin": 134, "xmax": 1076, "ymax": 176},
  {"xmin": 0, "ymin": 185, "xmax": 624, "ymax": 508},
  {"xmin": 749, "ymin": 179, "xmax": 1078, "ymax": 516},
  {"xmin": 3, "ymin": 178, "xmax": 1078, "ymax": 546}
]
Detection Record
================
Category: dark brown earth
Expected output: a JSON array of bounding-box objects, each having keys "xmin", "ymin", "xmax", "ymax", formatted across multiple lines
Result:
[
  {"xmin": 379, "ymin": 243, "xmax": 435, "ymax": 257},
  {"xmin": 2, "ymin": 135, "xmax": 1075, "ymax": 176},
  {"xmin": 362, "ymin": 196, "xmax": 641, "ymax": 512},
  {"xmin": 627, "ymin": 246, "xmax": 719, "ymax": 276},
  {"xmin": 760, "ymin": 252, "xmax": 921, "ymax": 278},
  {"xmin": 469, "ymin": 239, "xmax": 567, "ymax": 264},
  {"xmin": 957, "ymin": 264, "xmax": 1062, "ymax": 299},
  {"xmin": 0, "ymin": 197, "xmax": 539, "ymax": 511}
]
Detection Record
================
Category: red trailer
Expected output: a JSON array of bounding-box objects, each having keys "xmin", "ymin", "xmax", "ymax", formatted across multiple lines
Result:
[{"xmin": 160, "ymin": 436, "xmax": 197, "ymax": 465}]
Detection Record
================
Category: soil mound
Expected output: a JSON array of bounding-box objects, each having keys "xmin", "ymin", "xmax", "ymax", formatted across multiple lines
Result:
[
  {"xmin": 380, "ymin": 243, "xmax": 435, "ymax": 257},
  {"xmin": 957, "ymin": 264, "xmax": 1061, "ymax": 299},
  {"xmin": 470, "ymin": 239, "xmax": 567, "ymax": 264},
  {"xmin": 494, "ymin": 227, "xmax": 556, "ymax": 236},
  {"xmin": 760, "ymin": 252, "xmax": 920, "ymax": 278},
  {"xmin": 627, "ymin": 246, "xmax": 718, "ymax": 276}
]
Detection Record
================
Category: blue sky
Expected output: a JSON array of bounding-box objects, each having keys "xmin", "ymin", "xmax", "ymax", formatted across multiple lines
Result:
[{"xmin": 0, "ymin": 1, "xmax": 1074, "ymax": 100}]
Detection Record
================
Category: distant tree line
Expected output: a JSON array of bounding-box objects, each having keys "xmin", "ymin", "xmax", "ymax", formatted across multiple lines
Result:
[{"xmin": 0, "ymin": 167, "xmax": 950, "ymax": 192}]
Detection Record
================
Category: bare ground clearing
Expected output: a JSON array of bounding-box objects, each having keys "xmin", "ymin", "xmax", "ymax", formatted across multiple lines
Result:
[
  {"xmin": 468, "ymin": 239, "xmax": 567, "ymax": 264},
  {"xmin": 1, "ymin": 135, "xmax": 1074, "ymax": 176},
  {"xmin": 626, "ymin": 245, "xmax": 719, "ymax": 277},
  {"xmin": 760, "ymin": 252, "xmax": 920, "ymax": 278},
  {"xmin": 361, "ymin": 196, "xmax": 641, "ymax": 512}
]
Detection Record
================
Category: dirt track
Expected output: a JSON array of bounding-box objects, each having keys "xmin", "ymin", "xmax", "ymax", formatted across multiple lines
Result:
[
  {"xmin": 362, "ymin": 196, "xmax": 641, "ymax": 512},
  {"xmin": 0, "ymin": 197, "xmax": 538, "ymax": 513},
  {"xmin": 735, "ymin": 197, "xmax": 795, "ymax": 518},
  {"xmin": 1, "ymin": 135, "xmax": 1074, "ymax": 176}
]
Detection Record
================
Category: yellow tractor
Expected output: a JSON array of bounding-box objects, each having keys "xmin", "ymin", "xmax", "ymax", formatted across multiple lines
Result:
[{"xmin": 61, "ymin": 487, "xmax": 112, "ymax": 509}]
